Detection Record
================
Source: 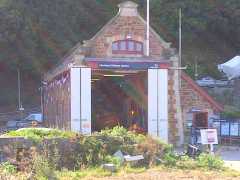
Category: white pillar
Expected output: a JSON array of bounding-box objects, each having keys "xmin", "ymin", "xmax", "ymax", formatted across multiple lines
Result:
[
  {"xmin": 71, "ymin": 67, "xmax": 91, "ymax": 134},
  {"xmin": 148, "ymin": 69, "xmax": 168, "ymax": 143}
]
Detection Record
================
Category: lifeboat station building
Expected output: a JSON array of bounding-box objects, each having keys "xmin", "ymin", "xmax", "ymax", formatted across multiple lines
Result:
[{"xmin": 43, "ymin": 1, "xmax": 223, "ymax": 145}]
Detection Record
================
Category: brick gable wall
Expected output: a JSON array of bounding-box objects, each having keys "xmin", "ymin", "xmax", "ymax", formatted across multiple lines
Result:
[
  {"xmin": 89, "ymin": 16, "xmax": 165, "ymax": 59},
  {"xmin": 181, "ymin": 79, "xmax": 213, "ymax": 110},
  {"xmin": 85, "ymin": 13, "xmax": 182, "ymax": 145}
]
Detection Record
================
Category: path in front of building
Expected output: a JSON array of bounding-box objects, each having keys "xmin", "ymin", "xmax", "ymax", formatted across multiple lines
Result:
[{"xmin": 217, "ymin": 146, "xmax": 240, "ymax": 171}]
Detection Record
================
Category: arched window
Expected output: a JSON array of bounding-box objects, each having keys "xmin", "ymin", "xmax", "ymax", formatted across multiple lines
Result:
[{"xmin": 112, "ymin": 40, "xmax": 143, "ymax": 55}]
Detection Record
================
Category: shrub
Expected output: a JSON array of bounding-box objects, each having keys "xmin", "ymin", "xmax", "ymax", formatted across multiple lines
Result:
[
  {"xmin": 97, "ymin": 126, "xmax": 146, "ymax": 144},
  {"xmin": 162, "ymin": 152, "xmax": 178, "ymax": 167},
  {"xmin": 104, "ymin": 155, "xmax": 122, "ymax": 168},
  {"xmin": 196, "ymin": 153, "xmax": 224, "ymax": 170},
  {"xmin": 3, "ymin": 127, "xmax": 175, "ymax": 170},
  {"xmin": 93, "ymin": 126, "xmax": 146, "ymax": 155},
  {"xmin": 80, "ymin": 136, "xmax": 106, "ymax": 167},
  {"xmin": 0, "ymin": 162, "xmax": 17, "ymax": 174},
  {"xmin": 176, "ymin": 155, "xmax": 197, "ymax": 169},
  {"xmin": 5, "ymin": 128, "xmax": 78, "ymax": 143},
  {"xmin": 32, "ymin": 155, "xmax": 57, "ymax": 180},
  {"xmin": 134, "ymin": 136, "xmax": 171, "ymax": 166}
]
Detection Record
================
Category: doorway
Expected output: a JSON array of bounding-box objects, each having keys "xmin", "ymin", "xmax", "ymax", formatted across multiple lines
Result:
[
  {"xmin": 91, "ymin": 70, "xmax": 147, "ymax": 133},
  {"xmin": 193, "ymin": 112, "xmax": 208, "ymax": 128}
]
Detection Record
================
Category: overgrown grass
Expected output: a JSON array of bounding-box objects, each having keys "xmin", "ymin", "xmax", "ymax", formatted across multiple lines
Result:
[{"xmin": 0, "ymin": 162, "xmax": 17, "ymax": 174}]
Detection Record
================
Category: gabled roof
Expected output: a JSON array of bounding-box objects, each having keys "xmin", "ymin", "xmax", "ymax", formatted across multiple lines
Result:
[
  {"xmin": 44, "ymin": 1, "xmax": 173, "ymax": 81},
  {"xmin": 85, "ymin": 1, "xmax": 171, "ymax": 49},
  {"xmin": 181, "ymin": 72, "xmax": 224, "ymax": 112}
]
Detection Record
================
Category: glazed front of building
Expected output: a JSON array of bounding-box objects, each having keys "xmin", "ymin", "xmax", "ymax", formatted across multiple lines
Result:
[{"xmin": 43, "ymin": 1, "xmax": 223, "ymax": 146}]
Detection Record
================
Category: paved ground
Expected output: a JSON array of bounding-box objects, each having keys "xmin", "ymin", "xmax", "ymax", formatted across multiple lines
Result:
[{"xmin": 218, "ymin": 146, "xmax": 240, "ymax": 171}]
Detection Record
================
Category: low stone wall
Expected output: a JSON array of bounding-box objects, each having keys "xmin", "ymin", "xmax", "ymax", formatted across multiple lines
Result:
[
  {"xmin": 0, "ymin": 137, "xmax": 75, "ymax": 168},
  {"xmin": 0, "ymin": 137, "xmax": 34, "ymax": 163}
]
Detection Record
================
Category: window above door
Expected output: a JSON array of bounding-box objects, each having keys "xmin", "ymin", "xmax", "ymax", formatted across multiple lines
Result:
[{"xmin": 112, "ymin": 40, "xmax": 143, "ymax": 55}]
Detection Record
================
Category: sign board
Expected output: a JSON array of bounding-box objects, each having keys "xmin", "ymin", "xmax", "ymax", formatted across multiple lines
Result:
[
  {"xmin": 86, "ymin": 61, "xmax": 169, "ymax": 70},
  {"xmin": 200, "ymin": 129, "xmax": 218, "ymax": 144}
]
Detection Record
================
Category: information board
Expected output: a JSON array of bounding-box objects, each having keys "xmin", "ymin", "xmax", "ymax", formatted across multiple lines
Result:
[{"xmin": 200, "ymin": 129, "xmax": 218, "ymax": 144}]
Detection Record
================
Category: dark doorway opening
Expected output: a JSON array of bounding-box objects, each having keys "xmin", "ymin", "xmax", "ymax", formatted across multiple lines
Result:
[
  {"xmin": 91, "ymin": 70, "xmax": 147, "ymax": 133},
  {"xmin": 193, "ymin": 112, "xmax": 208, "ymax": 128}
]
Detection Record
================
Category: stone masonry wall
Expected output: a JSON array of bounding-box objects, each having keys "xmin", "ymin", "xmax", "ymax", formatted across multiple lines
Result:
[
  {"xmin": 180, "ymin": 78, "xmax": 215, "ymax": 112},
  {"xmin": 89, "ymin": 16, "xmax": 167, "ymax": 59}
]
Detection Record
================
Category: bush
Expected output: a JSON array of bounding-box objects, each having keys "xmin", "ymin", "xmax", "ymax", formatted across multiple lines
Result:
[
  {"xmin": 97, "ymin": 126, "xmax": 146, "ymax": 144},
  {"xmin": 196, "ymin": 153, "xmax": 224, "ymax": 170},
  {"xmin": 104, "ymin": 155, "xmax": 122, "ymax": 168},
  {"xmin": 0, "ymin": 162, "xmax": 17, "ymax": 174},
  {"xmin": 3, "ymin": 127, "xmax": 183, "ymax": 170},
  {"xmin": 3, "ymin": 127, "xmax": 173, "ymax": 170},
  {"xmin": 176, "ymin": 155, "xmax": 197, "ymax": 169},
  {"xmin": 32, "ymin": 155, "xmax": 57, "ymax": 180},
  {"xmin": 80, "ymin": 136, "xmax": 106, "ymax": 167},
  {"xmin": 93, "ymin": 126, "xmax": 146, "ymax": 155},
  {"xmin": 162, "ymin": 152, "xmax": 178, "ymax": 167},
  {"xmin": 134, "ymin": 136, "xmax": 171, "ymax": 166},
  {"xmin": 4, "ymin": 128, "xmax": 78, "ymax": 143}
]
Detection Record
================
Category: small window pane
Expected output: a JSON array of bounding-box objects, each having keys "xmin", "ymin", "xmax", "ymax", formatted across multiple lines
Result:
[
  {"xmin": 112, "ymin": 42, "xmax": 118, "ymax": 51},
  {"xmin": 120, "ymin": 41, "xmax": 126, "ymax": 50},
  {"xmin": 230, "ymin": 122, "xmax": 239, "ymax": 136},
  {"xmin": 221, "ymin": 122, "xmax": 230, "ymax": 136},
  {"xmin": 128, "ymin": 41, "xmax": 134, "ymax": 51},
  {"xmin": 136, "ymin": 43, "xmax": 142, "ymax": 52}
]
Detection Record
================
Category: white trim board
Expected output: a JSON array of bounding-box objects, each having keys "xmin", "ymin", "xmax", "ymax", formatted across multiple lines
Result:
[
  {"xmin": 70, "ymin": 67, "xmax": 91, "ymax": 134},
  {"xmin": 148, "ymin": 69, "xmax": 168, "ymax": 143}
]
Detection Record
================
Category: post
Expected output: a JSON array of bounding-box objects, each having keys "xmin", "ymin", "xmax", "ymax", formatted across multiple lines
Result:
[
  {"xmin": 210, "ymin": 144, "xmax": 214, "ymax": 155},
  {"xmin": 179, "ymin": 8, "xmax": 182, "ymax": 87},
  {"xmin": 195, "ymin": 60, "xmax": 198, "ymax": 80},
  {"xmin": 40, "ymin": 85, "xmax": 43, "ymax": 116},
  {"xmin": 17, "ymin": 68, "xmax": 24, "ymax": 119},
  {"xmin": 17, "ymin": 68, "xmax": 21, "ymax": 110},
  {"xmin": 146, "ymin": 0, "xmax": 150, "ymax": 56}
]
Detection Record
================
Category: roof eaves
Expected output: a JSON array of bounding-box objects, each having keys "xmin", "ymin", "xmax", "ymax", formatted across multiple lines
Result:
[
  {"xmin": 84, "ymin": 13, "xmax": 120, "ymax": 46},
  {"xmin": 44, "ymin": 44, "xmax": 85, "ymax": 81},
  {"xmin": 181, "ymin": 72, "xmax": 224, "ymax": 112}
]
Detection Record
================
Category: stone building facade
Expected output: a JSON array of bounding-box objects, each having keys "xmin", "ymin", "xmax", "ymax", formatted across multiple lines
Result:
[{"xmin": 44, "ymin": 1, "xmax": 223, "ymax": 145}]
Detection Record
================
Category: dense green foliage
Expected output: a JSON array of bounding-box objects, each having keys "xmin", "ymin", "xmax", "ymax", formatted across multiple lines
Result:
[
  {"xmin": 222, "ymin": 111, "xmax": 240, "ymax": 119},
  {"xmin": 196, "ymin": 153, "xmax": 224, "ymax": 170},
  {"xmin": 4, "ymin": 128, "xmax": 77, "ymax": 142},
  {"xmin": 0, "ymin": 127, "xmax": 229, "ymax": 179},
  {"xmin": 0, "ymin": 162, "xmax": 17, "ymax": 174},
  {"xmin": 0, "ymin": 0, "xmax": 239, "ymax": 106},
  {"xmin": 221, "ymin": 105, "xmax": 240, "ymax": 118}
]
